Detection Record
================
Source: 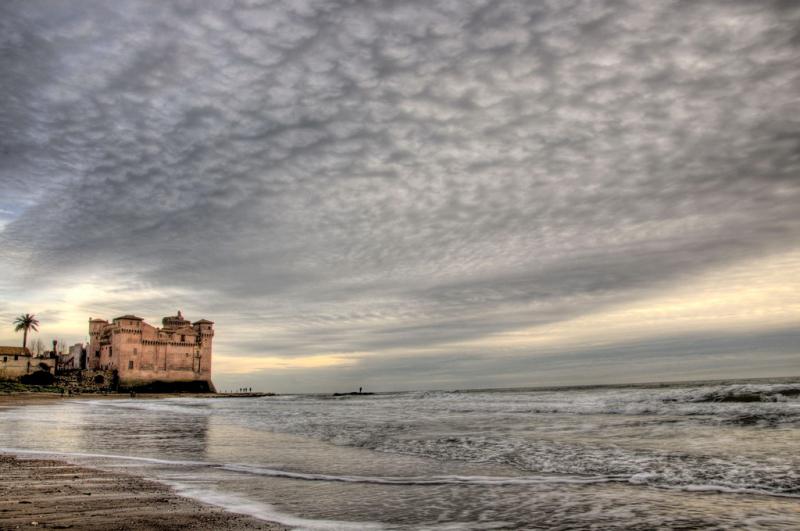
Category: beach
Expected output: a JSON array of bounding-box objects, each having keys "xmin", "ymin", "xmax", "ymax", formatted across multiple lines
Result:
[
  {"xmin": 0, "ymin": 454, "xmax": 285, "ymax": 530},
  {"xmin": 1, "ymin": 380, "xmax": 799, "ymax": 529},
  {"xmin": 0, "ymin": 394, "xmax": 286, "ymax": 530}
]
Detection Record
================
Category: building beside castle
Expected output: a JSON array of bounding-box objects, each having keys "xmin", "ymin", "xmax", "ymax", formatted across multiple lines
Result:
[
  {"xmin": 0, "ymin": 346, "xmax": 34, "ymax": 380},
  {"xmin": 0, "ymin": 346, "xmax": 55, "ymax": 381},
  {"xmin": 88, "ymin": 311, "xmax": 215, "ymax": 392}
]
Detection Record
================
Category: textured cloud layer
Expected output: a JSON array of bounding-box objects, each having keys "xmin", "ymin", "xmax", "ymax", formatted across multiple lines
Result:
[{"xmin": 1, "ymin": 0, "xmax": 799, "ymax": 391}]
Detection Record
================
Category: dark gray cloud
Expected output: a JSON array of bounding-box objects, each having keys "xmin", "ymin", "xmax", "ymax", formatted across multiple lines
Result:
[{"xmin": 1, "ymin": 0, "xmax": 799, "ymax": 389}]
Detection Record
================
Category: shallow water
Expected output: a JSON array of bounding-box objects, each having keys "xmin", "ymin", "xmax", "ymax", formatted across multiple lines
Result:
[{"xmin": 1, "ymin": 380, "xmax": 799, "ymax": 529}]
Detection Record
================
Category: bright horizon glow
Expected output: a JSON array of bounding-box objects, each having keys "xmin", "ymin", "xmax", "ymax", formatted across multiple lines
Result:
[{"xmin": 4, "ymin": 249, "xmax": 796, "ymax": 392}]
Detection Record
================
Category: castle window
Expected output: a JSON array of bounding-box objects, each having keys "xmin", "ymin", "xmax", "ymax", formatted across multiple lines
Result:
[
  {"xmin": 14, "ymin": 355, "xmax": 18, "ymax": 361},
  {"xmin": 109, "ymin": 347, "xmax": 113, "ymax": 357},
  {"xmin": 95, "ymin": 350, "xmax": 100, "ymax": 358},
  {"xmin": 2, "ymin": 356, "xmax": 6, "ymax": 362},
  {"xmin": 181, "ymin": 335, "xmax": 185, "ymax": 342},
  {"xmin": 128, "ymin": 360, "xmax": 134, "ymax": 369}
]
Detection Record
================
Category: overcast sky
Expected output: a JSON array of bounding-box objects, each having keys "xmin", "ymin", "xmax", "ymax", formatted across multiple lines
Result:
[{"xmin": 1, "ymin": 0, "xmax": 798, "ymax": 393}]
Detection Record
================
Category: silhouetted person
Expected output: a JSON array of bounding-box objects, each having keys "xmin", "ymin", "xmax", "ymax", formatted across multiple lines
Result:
[{"xmin": 359, "ymin": 387, "xmax": 362, "ymax": 394}]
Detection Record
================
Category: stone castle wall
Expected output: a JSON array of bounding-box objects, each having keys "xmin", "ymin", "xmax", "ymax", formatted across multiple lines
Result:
[
  {"xmin": 56, "ymin": 369, "xmax": 117, "ymax": 393},
  {"xmin": 87, "ymin": 314, "xmax": 214, "ymax": 390}
]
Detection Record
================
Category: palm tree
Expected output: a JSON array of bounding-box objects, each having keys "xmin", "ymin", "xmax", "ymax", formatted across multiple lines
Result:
[{"xmin": 13, "ymin": 313, "xmax": 39, "ymax": 353}]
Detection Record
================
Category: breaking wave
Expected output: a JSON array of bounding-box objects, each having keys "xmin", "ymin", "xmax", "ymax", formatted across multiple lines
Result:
[
  {"xmin": 4, "ymin": 445, "xmax": 798, "ymax": 501},
  {"xmin": 221, "ymin": 463, "xmax": 630, "ymax": 486},
  {"xmin": 217, "ymin": 381, "xmax": 800, "ymax": 497}
]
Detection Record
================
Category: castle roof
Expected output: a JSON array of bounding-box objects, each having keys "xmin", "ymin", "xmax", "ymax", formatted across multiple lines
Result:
[
  {"xmin": 0, "ymin": 346, "xmax": 31, "ymax": 357},
  {"xmin": 193, "ymin": 319, "xmax": 214, "ymax": 325},
  {"xmin": 114, "ymin": 314, "xmax": 144, "ymax": 321}
]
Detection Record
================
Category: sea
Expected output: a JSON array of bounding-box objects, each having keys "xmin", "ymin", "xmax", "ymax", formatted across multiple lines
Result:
[{"xmin": 1, "ymin": 378, "xmax": 799, "ymax": 530}]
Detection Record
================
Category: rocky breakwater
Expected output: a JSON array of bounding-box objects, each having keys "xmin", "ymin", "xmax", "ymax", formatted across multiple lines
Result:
[{"xmin": 55, "ymin": 369, "xmax": 118, "ymax": 394}]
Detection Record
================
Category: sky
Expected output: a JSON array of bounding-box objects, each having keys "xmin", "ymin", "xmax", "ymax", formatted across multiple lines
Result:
[{"xmin": 0, "ymin": 0, "xmax": 798, "ymax": 393}]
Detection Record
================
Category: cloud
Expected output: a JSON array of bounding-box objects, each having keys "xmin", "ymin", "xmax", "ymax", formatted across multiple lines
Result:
[
  {"xmin": 215, "ymin": 326, "xmax": 800, "ymax": 394},
  {"xmin": 1, "ymin": 0, "xmax": 799, "ymax": 390}
]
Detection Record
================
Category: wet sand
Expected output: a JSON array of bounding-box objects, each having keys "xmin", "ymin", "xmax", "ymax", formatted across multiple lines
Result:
[
  {"xmin": 0, "ymin": 454, "xmax": 287, "ymax": 530},
  {"xmin": 0, "ymin": 392, "xmax": 71, "ymax": 408},
  {"xmin": 0, "ymin": 394, "xmax": 287, "ymax": 530},
  {"xmin": 0, "ymin": 392, "xmax": 266, "ymax": 409}
]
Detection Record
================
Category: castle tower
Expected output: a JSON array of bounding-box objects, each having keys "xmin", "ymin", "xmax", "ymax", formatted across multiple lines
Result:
[
  {"xmin": 87, "ymin": 318, "xmax": 108, "ymax": 369},
  {"xmin": 162, "ymin": 310, "xmax": 190, "ymax": 330},
  {"xmin": 192, "ymin": 319, "xmax": 214, "ymax": 378}
]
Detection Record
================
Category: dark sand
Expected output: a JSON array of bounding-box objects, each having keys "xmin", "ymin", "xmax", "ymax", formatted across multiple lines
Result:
[
  {"xmin": 0, "ymin": 393, "xmax": 287, "ymax": 530},
  {"xmin": 0, "ymin": 455, "xmax": 287, "ymax": 531}
]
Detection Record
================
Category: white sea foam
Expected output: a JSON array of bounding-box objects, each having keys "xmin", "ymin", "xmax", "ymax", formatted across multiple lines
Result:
[
  {"xmin": 162, "ymin": 480, "xmax": 387, "ymax": 531},
  {"xmin": 0, "ymin": 448, "xmax": 388, "ymax": 529},
  {"xmin": 5, "ymin": 446, "xmax": 797, "ymax": 500},
  {"xmin": 222, "ymin": 463, "xmax": 629, "ymax": 486}
]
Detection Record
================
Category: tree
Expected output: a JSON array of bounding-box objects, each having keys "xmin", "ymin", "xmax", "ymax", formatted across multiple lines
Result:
[
  {"xmin": 30, "ymin": 338, "xmax": 44, "ymax": 357},
  {"xmin": 13, "ymin": 314, "xmax": 39, "ymax": 352}
]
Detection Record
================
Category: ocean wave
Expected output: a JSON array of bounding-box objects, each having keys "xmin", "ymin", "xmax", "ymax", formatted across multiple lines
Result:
[
  {"xmin": 221, "ymin": 464, "xmax": 800, "ymax": 498},
  {"xmin": 4, "ymin": 446, "xmax": 797, "ymax": 501},
  {"xmin": 660, "ymin": 384, "xmax": 800, "ymax": 404},
  {"xmin": 364, "ymin": 433, "xmax": 800, "ymax": 498},
  {"xmin": 221, "ymin": 463, "xmax": 630, "ymax": 486}
]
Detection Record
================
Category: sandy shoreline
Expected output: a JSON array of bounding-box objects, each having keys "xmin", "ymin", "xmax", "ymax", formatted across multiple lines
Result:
[
  {"xmin": 0, "ymin": 392, "xmax": 224, "ymax": 410},
  {"xmin": 0, "ymin": 454, "xmax": 288, "ymax": 530},
  {"xmin": 0, "ymin": 394, "xmax": 288, "ymax": 530},
  {"xmin": 0, "ymin": 392, "xmax": 270, "ymax": 408}
]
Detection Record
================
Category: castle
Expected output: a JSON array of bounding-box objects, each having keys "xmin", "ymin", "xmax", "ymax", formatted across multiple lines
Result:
[{"xmin": 88, "ymin": 311, "xmax": 215, "ymax": 392}]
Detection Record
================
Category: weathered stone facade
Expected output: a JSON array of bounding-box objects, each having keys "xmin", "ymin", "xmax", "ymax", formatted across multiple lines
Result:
[
  {"xmin": 87, "ymin": 311, "xmax": 214, "ymax": 391},
  {"xmin": 56, "ymin": 369, "xmax": 118, "ymax": 393},
  {"xmin": 0, "ymin": 347, "xmax": 54, "ymax": 380}
]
